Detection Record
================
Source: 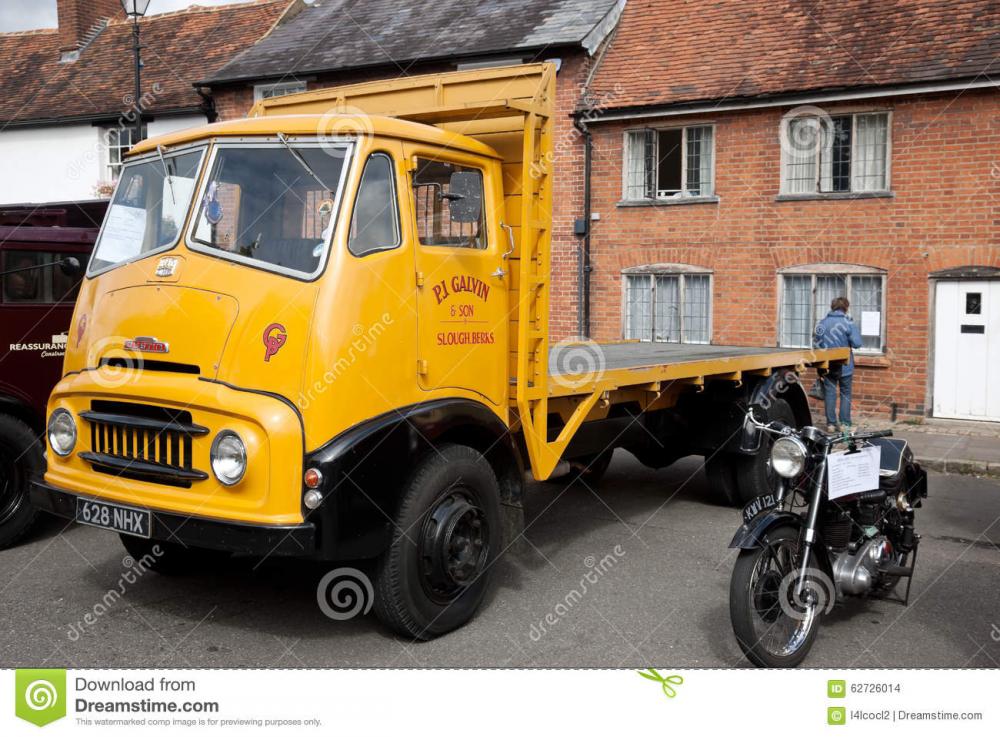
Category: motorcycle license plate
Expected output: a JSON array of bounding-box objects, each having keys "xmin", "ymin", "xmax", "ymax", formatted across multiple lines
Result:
[
  {"xmin": 76, "ymin": 498, "xmax": 151, "ymax": 538},
  {"xmin": 741, "ymin": 493, "xmax": 779, "ymax": 525}
]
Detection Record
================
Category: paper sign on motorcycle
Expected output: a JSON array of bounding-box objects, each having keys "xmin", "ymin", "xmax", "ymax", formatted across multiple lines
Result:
[{"xmin": 826, "ymin": 445, "xmax": 881, "ymax": 499}]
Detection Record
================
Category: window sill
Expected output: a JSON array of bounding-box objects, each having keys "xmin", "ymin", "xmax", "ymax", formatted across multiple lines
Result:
[
  {"xmin": 854, "ymin": 354, "xmax": 891, "ymax": 368},
  {"xmin": 617, "ymin": 196, "xmax": 720, "ymax": 208},
  {"xmin": 775, "ymin": 191, "xmax": 894, "ymax": 202}
]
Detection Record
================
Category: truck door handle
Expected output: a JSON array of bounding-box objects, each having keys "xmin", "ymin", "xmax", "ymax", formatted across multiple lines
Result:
[{"xmin": 492, "ymin": 267, "xmax": 507, "ymax": 279}]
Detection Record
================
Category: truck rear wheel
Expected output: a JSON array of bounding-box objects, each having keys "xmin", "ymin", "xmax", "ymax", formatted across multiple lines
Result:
[
  {"xmin": 735, "ymin": 398, "xmax": 797, "ymax": 503},
  {"xmin": 0, "ymin": 415, "xmax": 42, "ymax": 550},
  {"xmin": 373, "ymin": 444, "xmax": 501, "ymax": 640},
  {"xmin": 705, "ymin": 455, "xmax": 742, "ymax": 507}
]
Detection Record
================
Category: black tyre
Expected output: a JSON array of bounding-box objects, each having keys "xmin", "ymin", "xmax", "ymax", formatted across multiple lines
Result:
[
  {"xmin": 735, "ymin": 398, "xmax": 797, "ymax": 503},
  {"xmin": 0, "ymin": 415, "xmax": 43, "ymax": 550},
  {"xmin": 374, "ymin": 444, "xmax": 502, "ymax": 640},
  {"xmin": 119, "ymin": 534, "xmax": 228, "ymax": 575},
  {"xmin": 730, "ymin": 524, "xmax": 826, "ymax": 668},
  {"xmin": 705, "ymin": 454, "xmax": 741, "ymax": 507}
]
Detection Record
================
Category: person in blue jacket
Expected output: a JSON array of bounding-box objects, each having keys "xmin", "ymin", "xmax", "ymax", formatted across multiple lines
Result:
[{"xmin": 814, "ymin": 296, "xmax": 863, "ymax": 432}]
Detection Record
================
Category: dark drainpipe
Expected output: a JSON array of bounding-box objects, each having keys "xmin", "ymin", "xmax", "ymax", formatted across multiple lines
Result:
[{"xmin": 573, "ymin": 115, "xmax": 593, "ymax": 338}]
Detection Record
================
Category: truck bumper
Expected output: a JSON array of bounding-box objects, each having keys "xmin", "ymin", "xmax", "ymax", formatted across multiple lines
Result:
[{"xmin": 30, "ymin": 479, "xmax": 316, "ymax": 557}]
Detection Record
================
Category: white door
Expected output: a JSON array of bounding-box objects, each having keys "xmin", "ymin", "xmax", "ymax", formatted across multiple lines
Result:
[{"xmin": 933, "ymin": 280, "xmax": 1000, "ymax": 421}]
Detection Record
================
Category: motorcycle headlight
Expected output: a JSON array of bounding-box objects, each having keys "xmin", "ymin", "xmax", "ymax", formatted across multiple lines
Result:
[
  {"xmin": 210, "ymin": 430, "xmax": 246, "ymax": 486},
  {"xmin": 47, "ymin": 409, "xmax": 77, "ymax": 457},
  {"xmin": 770, "ymin": 436, "xmax": 807, "ymax": 478}
]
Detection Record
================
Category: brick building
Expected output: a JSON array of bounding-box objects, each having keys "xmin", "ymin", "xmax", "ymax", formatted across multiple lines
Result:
[{"xmin": 574, "ymin": 0, "xmax": 1000, "ymax": 423}]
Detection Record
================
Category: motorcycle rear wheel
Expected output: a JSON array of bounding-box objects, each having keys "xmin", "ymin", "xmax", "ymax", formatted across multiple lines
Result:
[{"xmin": 730, "ymin": 524, "xmax": 825, "ymax": 668}]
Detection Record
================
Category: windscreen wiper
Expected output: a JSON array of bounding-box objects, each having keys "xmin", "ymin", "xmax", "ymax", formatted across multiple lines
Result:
[
  {"xmin": 156, "ymin": 145, "xmax": 177, "ymax": 205},
  {"xmin": 276, "ymin": 132, "xmax": 333, "ymax": 193}
]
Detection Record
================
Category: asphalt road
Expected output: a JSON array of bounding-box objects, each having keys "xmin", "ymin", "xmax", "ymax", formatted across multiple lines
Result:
[{"xmin": 2, "ymin": 454, "xmax": 999, "ymax": 668}]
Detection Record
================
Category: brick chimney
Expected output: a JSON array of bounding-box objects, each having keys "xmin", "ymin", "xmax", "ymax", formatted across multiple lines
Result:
[{"xmin": 57, "ymin": 0, "xmax": 122, "ymax": 57}]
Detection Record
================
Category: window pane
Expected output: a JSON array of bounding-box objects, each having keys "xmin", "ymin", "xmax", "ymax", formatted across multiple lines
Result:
[
  {"xmin": 191, "ymin": 145, "xmax": 347, "ymax": 275},
  {"xmin": 819, "ymin": 116, "xmax": 851, "ymax": 192},
  {"xmin": 685, "ymin": 126, "xmax": 713, "ymax": 196},
  {"xmin": 781, "ymin": 275, "xmax": 812, "ymax": 347},
  {"xmin": 412, "ymin": 159, "xmax": 485, "ymax": 248},
  {"xmin": 349, "ymin": 154, "xmax": 399, "ymax": 256},
  {"xmin": 2, "ymin": 251, "xmax": 44, "ymax": 303},
  {"xmin": 784, "ymin": 117, "xmax": 819, "ymax": 193},
  {"xmin": 625, "ymin": 275, "xmax": 652, "ymax": 341},
  {"xmin": 853, "ymin": 113, "xmax": 888, "ymax": 191},
  {"xmin": 816, "ymin": 275, "xmax": 847, "ymax": 323},
  {"xmin": 682, "ymin": 274, "xmax": 711, "ymax": 343},
  {"xmin": 624, "ymin": 131, "xmax": 648, "ymax": 200},
  {"xmin": 654, "ymin": 275, "xmax": 680, "ymax": 342},
  {"xmin": 851, "ymin": 275, "xmax": 883, "ymax": 351},
  {"xmin": 656, "ymin": 129, "xmax": 683, "ymax": 196}
]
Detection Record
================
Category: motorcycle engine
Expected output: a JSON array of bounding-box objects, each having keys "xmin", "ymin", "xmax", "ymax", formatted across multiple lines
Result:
[{"xmin": 831, "ymin": 536, "xmax": 894, "ymax": 596}]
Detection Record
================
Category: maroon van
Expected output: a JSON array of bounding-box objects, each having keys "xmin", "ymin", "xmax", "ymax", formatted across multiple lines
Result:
[{"xmin": 0, "ymin": 201, "xmax": 105, "ymax": 547}]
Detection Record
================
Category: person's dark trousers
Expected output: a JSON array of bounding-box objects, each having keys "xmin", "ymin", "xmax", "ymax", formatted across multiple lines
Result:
[{"xmin": 823, "ymin": 373, "xmax": 853, "ymax": 426}]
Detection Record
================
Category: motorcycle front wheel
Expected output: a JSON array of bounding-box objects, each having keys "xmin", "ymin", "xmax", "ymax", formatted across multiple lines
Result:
[{"xmin": 730, "ymin": 524, "xmax": 826, "ymax": 667}]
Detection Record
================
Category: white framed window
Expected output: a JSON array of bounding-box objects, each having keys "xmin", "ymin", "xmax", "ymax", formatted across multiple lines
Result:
[
  {"xmin": 778, "ymin": 265, "xmax": 887, "ymax": 353},
  {"xmin": 623, "ymin": 267, "xmax": 712, "ymax": 344},
  {"xmin": 781, "ymin": 112, "xmax": 890, "ymax": 194},
  {"xmin": 104, "ymin": 124, "xmax": 147, "ymax": 180},
  {"xmin": 253, "ymin": 80, "xmax": 307, "ymax": 102},
  {"xmin": 623, "ymin": 125, "xmax": 715, "ymax": 200}
]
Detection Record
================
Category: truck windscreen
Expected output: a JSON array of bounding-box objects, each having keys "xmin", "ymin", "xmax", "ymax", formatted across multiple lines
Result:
[
  {"xmin": 189, "ymin": 142, "xmax": 351, "ymax": 278},
  {"xmin": 88, "ymin": 148, "xmax": 204, "ymax": 275}
]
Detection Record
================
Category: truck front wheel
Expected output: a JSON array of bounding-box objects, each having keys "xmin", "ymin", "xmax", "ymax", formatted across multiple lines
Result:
[
  {"xmin": 373, "ymin": 444, "xmax": 502, "ymax": 640},
  {"xmin": 0, "ymin": 415, "xmax": 42, "ymax": 549}
]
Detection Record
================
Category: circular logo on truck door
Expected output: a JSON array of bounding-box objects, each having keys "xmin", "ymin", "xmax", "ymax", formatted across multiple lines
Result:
[{"xmin": 263, "ymin": 323, "xmax": 287, "ymax": 362}]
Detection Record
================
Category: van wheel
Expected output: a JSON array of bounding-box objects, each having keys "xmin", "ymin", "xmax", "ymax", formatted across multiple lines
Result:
[
  {"xmin": 374, "ymin": 444, "xmax": 502, "ymax": 640},
  {"xmin": 705, "ymin": 454, "xmax": 742, "ymax": 507},
  {"xmin": 0, "ymin": 415, "xmax": 42, "ymax": 550},
  {"xmin": 736, "ymin": 398, "xmax": 797, "ymax": 503},
  {"xmin": 118, "ymin": 534, "xmax": 228, "ymax": 575}
]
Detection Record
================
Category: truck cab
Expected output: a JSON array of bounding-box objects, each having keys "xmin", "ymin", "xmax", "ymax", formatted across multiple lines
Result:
[{"xmin": 0, "ymin": 202, "xmax": 101, "ymax": 548}]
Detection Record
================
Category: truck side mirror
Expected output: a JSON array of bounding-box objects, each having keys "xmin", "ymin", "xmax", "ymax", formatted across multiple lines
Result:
[
  {"xmin": 59, "ymin": 257, "xmax": 82, "ymax": 277},
  {"xmin": 446, "ymin": 171, "xmax": 482, "ymax": 223}
]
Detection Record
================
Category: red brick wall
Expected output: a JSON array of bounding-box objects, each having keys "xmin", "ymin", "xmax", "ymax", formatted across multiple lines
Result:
[{"xmin": 569, "ymin": 89, "xmax": 1000, "ymax": 421}]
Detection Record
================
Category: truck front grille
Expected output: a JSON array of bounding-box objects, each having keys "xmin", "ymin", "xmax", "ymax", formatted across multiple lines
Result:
[{"xmin": 80, "ymin": 401, "xmax": 209, "ymax": 488}]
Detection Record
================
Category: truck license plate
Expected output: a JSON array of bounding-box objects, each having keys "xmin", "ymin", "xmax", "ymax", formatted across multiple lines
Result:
[{"xmin": 76, "ymin": 498, "xmax": 151, "ymax": 538}]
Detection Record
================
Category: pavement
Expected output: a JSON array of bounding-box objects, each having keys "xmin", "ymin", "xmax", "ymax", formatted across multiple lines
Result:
[
  {"xmin": 2, "ymin": 453, "xmax": 999, "ymax": 669},
  {"xmin": 888, "ymin": 418, "xmax": 1000, "ymax": 479}
]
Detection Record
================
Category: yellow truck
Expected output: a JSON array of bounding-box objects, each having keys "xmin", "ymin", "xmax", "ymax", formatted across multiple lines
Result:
[{"xmin": 32, "ymin": 64, "xmax": 846, "ymax": 639}]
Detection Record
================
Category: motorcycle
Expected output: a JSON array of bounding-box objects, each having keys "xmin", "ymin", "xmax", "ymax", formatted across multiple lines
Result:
[{"xmin": 728, "ymin": 406, "xmax": 928, "ymax": 667}]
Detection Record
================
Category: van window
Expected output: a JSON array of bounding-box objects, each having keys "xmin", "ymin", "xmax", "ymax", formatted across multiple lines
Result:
[
  {"xmin": 412, "ymin": 158, "xmax": 486, "ymax": 249},
  {"xmin": 349, "ymin": 153, "xmax": 400, "ymax": 256},
  {"xmin": 2, "ymin": 251, "xmax": 81, "ymax": 304},
  {"xmin": 190, "ymin": 143, "xmax": 350, "ymax": 277}
]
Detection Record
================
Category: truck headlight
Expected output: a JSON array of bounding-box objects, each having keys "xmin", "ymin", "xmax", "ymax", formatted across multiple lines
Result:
[
  {"xmin": 47, "ymin": 409, "xmax": 77, "ymax": 456},
  {"xmin": 770, "ymin": 436, "xmax": 807, "ymax": 478},
  {"xmin": 210, "ymin": 431, "xmax": 246, "ymax": 486}
]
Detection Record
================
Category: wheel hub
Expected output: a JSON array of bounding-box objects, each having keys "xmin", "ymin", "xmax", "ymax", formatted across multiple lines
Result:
[{"xmin": 420, "ymin": 491, "xmax": 488, "ymax": 600}]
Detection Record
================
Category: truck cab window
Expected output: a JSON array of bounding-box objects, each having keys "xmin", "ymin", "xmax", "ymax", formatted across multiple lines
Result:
[
  {"xmin": 191, "ymin": 144, "xmax": 349, "ymax": 277},
  {"xmin": 412, "ymin": 158, "xmax": 486, "ymax": 249},
  {"xmin": 349, "ymin": 153, "xmax": 400, "ymax": 256},
  {"xmin": 1, "ymin": 251, "xmax": 81, "ymax": 304}
]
